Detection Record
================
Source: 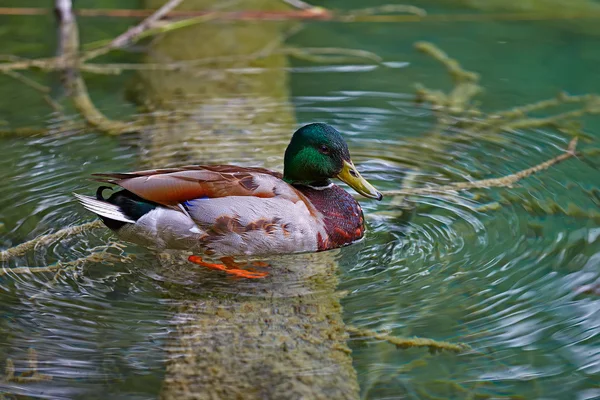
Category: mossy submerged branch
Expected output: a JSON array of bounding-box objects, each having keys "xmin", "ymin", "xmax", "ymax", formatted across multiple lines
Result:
[
  {"xmin": 476, "ymin": 188, "xmax": 600, "ymax": 223},
  {"xmin": 415, "ymin": 41, "xmax": 479, "ymax": 85},
  {"xmin": 281, "ymin": 0, "xmax": 321, "ymax": 11},
  {"xmin": 456, "ymin": 93, "xmax": 600, "ymax": 137},
  {"xmin": 415, "ymin": 41, "xmax": 600, "ymax": 129},
  {"xmin": 347, "ymin": 326, "xmax": 470, "ymax": 354},
  {"xmin": 410, "ymin": 38, "xmax": 599, "ymax": 194},
  {"xmin": 0, "ymin": 220, "xmax": 104, "ymax": 263},
  {"xmin": 399, "ymin": 40, "xmax": 600, "ymax": 228},
  {"xmin": 1, "ymin": 0, "xmax": 174, "ymax": 136},
  {"xmin": 381, "ymin": 138, "xmax": 578, "ymax": 197},
  {"xmin": 490, "ymin": 92, "xmax": 600, "ymax": 119},
  {"xmin": 2, "ymin": 69, "xmax": 64, "ymax": 113},
  {"xmin": 0, "ymin": 248, "xmax": 126, "ymax": 277}
]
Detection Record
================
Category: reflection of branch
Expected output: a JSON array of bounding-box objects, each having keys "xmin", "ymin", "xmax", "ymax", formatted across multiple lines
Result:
[
  {"xmin": 0, "ymin": 220, "xmax": 104, "ymax": 263},
  {"xmin": 347, "ymin": 326, "xmax": 470, "ymax": 354},
  {"xmin": 493, "ymin": 92, "xmax": 599, "ymax": 119},
  {"xmin": 82, "ymin": 0, "xmax": 183, "ymax": 62},
  {"xmin": 381, "ymin": 138, "xmax": 578, "ymax": 197}
]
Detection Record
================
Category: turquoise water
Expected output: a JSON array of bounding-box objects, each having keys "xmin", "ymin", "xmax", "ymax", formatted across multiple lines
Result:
[{"xmin": 1, "ymin": 1, "xmax": 599, "ymax": 399}]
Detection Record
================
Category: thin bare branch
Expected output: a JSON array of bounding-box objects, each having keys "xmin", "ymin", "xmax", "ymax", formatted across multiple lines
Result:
[{"xmin": 81, "ymin": 0, "xmax": 183, "ymax": 62}]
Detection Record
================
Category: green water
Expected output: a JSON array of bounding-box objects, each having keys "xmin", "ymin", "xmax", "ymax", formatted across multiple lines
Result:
[{"xmin": 1, "ymin": 1, "xmax": 599, "ymax": 399}]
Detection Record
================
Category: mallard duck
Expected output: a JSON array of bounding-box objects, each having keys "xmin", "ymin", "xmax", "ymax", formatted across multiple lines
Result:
[{"xmin": 75, "ymin": 123, "xmax": 382, "ymax": 278}]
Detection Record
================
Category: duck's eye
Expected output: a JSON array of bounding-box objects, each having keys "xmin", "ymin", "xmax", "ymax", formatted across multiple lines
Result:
[{"xmin": 319, "ymin": 145, "xmax": 330, "ymax": 155}]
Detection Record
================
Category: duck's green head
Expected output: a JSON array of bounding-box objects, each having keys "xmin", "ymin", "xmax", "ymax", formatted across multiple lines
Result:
[{"xmin": 283, "ymin": 123, "xmax": 382, "ymax": 200}]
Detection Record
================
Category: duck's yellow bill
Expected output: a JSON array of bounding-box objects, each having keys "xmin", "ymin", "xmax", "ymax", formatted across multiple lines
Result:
[{"xmin": 337, "ymin": 160, "xmax": 383, "ymax": 201}]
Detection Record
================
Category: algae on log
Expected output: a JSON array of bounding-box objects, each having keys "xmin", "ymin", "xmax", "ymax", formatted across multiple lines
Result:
[{"xmin": 129, "ymin": 1, "xmax": 360, "ymax": 398}]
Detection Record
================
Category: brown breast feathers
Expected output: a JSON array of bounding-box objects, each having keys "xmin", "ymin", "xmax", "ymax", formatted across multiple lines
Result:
[{"xmin": 297, "ymin": 184, "xmax": 365, "ymax": 251}]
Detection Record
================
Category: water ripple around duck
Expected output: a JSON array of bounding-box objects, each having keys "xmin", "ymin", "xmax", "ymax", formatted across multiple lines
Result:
[{"xmin": 0, "ymin": 88, "xmax": 598, "ymax": 399}]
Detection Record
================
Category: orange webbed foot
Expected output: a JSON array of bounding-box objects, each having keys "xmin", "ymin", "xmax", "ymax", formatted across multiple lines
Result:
[{"xmin": 188, "ymin": 255, "xmax": 269, "ymax": 279}]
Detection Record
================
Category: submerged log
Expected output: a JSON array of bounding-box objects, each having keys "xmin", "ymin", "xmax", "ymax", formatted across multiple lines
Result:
[{"xmin": 129, "ymin": 1, "xmax": 360, "ymax": 398}]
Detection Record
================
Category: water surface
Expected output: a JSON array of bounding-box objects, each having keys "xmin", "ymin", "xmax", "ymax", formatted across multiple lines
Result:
[{"xmin": 1, "ymin": 1, "xmax": 599, "ymax": 399}]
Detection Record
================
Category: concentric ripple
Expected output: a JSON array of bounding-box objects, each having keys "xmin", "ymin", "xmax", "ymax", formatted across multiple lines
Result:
[
  {"xmin": 300, "ymin": 91, "xmax": 600, "ymax": 399},
  {"xmin": 1, "ymin": 59, "xmax": 599, "ymax": 400}
]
